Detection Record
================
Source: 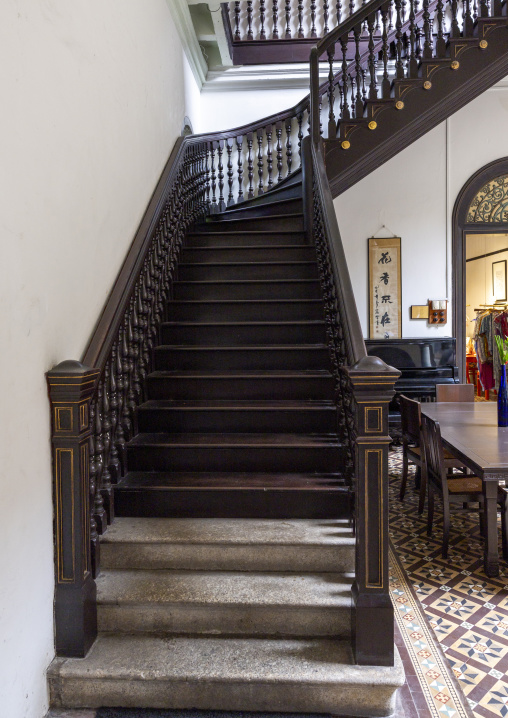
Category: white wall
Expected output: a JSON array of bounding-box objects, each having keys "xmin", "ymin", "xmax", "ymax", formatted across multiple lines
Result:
[
  {"xmin": 197, "ymin": 86, "xmax": 306, "ymax": 133},
  {"xmin": 334, "ymin": 80, "xmax": 508, "ymax": 340},
  {"xmin": 0, "ymin": 2, "xmax": 191, "ymax": 716}
]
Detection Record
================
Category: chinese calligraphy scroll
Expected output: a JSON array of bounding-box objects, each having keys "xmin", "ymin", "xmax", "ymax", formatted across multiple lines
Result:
[{"xmin": 368, "ymin": 237, "xmax": 402, "ymax": 339}]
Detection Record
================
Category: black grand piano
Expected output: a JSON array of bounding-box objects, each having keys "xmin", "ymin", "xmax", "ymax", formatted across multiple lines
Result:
[{"xmin": 364, "ymin": 337, "xmax": 459, "ymax": 434}]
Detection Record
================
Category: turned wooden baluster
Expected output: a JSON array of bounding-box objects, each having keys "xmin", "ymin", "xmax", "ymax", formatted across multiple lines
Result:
[
  {"xmin": 380, "ymin": 4, "xmax": 391, "ymax": 98},
  {"xmin": 275, "ymin": 122, "xmax": 283, "ymax": 183},
  {"xmin": 210, "ymin": 141, "xmax": 217, "ymax": 213},
  {"xmin": 327, "ymin": 48, "xmax": 337, "ymax": 137},
  {"xmin": 226, "ymin": 138, "xmax": 234, "ymax": 207},
  {"xmin": 353, "ymin": 26, "xmax": 364, "ymax": 118},
  {"xmin": 100, "ymin": 368, "xmax": 114, "ymax": 524},
  {"xmin": 298, "ymin": 0, "xmax": 304, "ymax": 36},
  {"xmin": 247, "ymin": 0, "xmax": 254, "ymax": 39},
  {"xmin": 340, "ymin": 37, "xmax": 351, "ymax": 121},
  {"xmin": 324, "ymin": 0, "xmax": 330, "ymax": 34},
  {"xmin": 120, "ymin": 322, "xmax": 133, "ymax": 444},
  {"xmin": 285, "ymin": 0, "xmax": 291, "ymax": 37},
  {"xmin": 273, "ymin": 0, "xmax": 279, "ymax": 38},
  {"xmin": 285, "ymin": 119, "xmax": 292, "ymax": 175},
  {"xmin": 260, "ymin": 0, "xmax": 267, "ymax": 38},
  {"xmin": 247, "ymin": 132, "xmax": 254, "ymax": 199},
  {"xmin": 463, "ymin": 0, "xmax": 474, "ymax": 34},
  {"xmin": 114, "ymin": 334, "xmax": 126, "ymax": 473},
  {"xmin": 234, "ymin": 1, "xmax": 241, "ymax": 40},
  {"xmin": 257, "ymin": 128, "xmax": 264, "ymax": 195},
  {"xmin": 266, "ymin": 124, "xmax": 273, "ymax": 189},
  {"xmin": 422, "ymin": 0, "xmax": 433, "ymax": 58},
  {"xmin": 236, "ymin": 135, "xmax": 244, "ymax": 203},
  {"xmin": 367, "ymin": 14, "xmax": 378, "ymax": 99},
  {"xmin": 473, "ymin": 0, "xmax": 478, "ymax": 21},
  {"xmin": 311, "ymin": 0, "xmax": 317, "ymax": 37},
  {"xmin": 394, "ymin": 0, "xmax": 405, "ymax": 78},
  {"xmin": 493, "ymin": 0, "xmax": 501, "ymax": 15},
  {"xmin": 451, "ymin": 0, "xmax": 460, "ymax": 36},
  {"xmin": 435, "ymin": 0, "xmax": 446, "ymax": 56},
  {"xmin": 297, "ymin": 112, "xmax": 304, "ymax": 158},
  {"xmin": 217, "ymin": 140, "xmax": 225, "ymax": 212},
  {"xmin": 407, "ymin": 0, "xmax": 418, "ymax": 76},
  {"xmin": 93, "ymin": 391, "xmax": 107, "ymax": 534},
  {"xmin": 336, "ymin": 0, "xmax": 342, "ymax": 23}
]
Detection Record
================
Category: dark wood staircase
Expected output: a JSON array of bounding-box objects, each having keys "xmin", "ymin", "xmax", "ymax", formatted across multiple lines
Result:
[{"xmin": 114, "ymin": 189, "xmax": 350, "ymax": 519}]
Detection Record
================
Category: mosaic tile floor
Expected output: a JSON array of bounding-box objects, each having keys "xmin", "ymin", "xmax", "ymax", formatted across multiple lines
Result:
[{"xmin": 389, "ymin": 448, "xmax": 508, "ymax": 718}]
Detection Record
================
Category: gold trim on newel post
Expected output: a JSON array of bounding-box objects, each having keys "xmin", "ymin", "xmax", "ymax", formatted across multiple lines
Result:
[
  {"xmin": 47, "ymin": 360, "xmax": 99, "ymax": 657},
  {"xmin": 344, "ymin": 354, "xmax": 400, "ymax": 666}
]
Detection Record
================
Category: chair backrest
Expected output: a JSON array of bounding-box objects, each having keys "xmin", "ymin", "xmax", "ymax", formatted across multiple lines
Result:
[
  {"xmin": 399, "ymin": 394, "xmax": 421, "ymax": 445},
  {"xmin": 421, "ymin": 415, "xmax": 447, "ymax": 496},
  {"xmin": 436, "ymin": 383, "xmax": 474, "ymax": 402}
]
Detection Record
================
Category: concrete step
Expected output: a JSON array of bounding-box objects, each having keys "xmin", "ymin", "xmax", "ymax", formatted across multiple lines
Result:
[
  {"xmin": 100, "ymin": 517, "xmax": 355, "ymax": 572},
  {"xmin": 96, "ymin": 568, "xmax": 353, "ymax": 637},
  {"xmin": 48, "ymin": 634, "xmax": 404, "ymax": 714}
]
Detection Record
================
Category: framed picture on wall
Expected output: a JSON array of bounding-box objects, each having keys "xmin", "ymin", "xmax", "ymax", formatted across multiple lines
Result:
[
  {"xmin": 368, "ymin": 237, "xmax": 402, "ymax": 339},
  {"xmin": 492, "ymin": 259, "xmax": 507, "ymax": 302}
]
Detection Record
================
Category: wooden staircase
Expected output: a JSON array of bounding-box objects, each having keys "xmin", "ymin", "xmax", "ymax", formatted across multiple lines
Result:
[{"xmin": 114, "ymin": 187, "xmax": 351, "ymax": 519}]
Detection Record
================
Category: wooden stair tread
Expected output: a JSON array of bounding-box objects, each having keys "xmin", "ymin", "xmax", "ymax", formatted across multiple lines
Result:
[
  {"xmin": 128, "ymin": 433, "xmax": 341, "ymax": 447},
  {"xmin": 162, "ymin": 320, "xmax": 326, "ymax": 327},
  {"xmin": 148, "ymin": 369, "xmax": 333, "ymax": 377},
  {"xmin": 139, "ymin": 399, "xmax": 335, "ymax": 409},
  {"xmin": 118, "ymin": 472, "xmax": 345, "ymax": 489}
]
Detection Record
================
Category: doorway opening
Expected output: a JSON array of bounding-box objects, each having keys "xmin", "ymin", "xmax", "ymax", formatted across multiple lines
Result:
[{"xmin": 452, "ymin": 158, "xmax": 508, "ymax": 387}]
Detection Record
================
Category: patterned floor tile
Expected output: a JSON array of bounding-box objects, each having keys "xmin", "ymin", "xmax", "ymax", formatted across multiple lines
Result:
[
  {"xmin": 478, "ymin": 681, "xmax": 508, "ymax": 716},
  {"xmin": 389, "ymin": 447, "xmax": 508, "ymax": 718},
  {"xmin": 448, "ymin": 632, "xmax": 508, "ymax": 668},
  {"xmin": 477, "ymin": 612, "xmax": 508, "ymax": 639}
]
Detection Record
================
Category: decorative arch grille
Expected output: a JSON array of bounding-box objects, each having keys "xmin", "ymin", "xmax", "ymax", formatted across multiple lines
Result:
[{"xmin": 467, "ymin": 174, "xmax": 508, "ymax": 223}]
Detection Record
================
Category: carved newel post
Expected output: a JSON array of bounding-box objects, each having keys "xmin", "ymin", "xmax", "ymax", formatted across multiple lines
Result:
[
  {"xmin": 343, "ymin": 355, "xmax": 400, "ymax": 666},
  {"xmin": 46, "ymin": 360, "xmax": 100, "ymax": 657}
]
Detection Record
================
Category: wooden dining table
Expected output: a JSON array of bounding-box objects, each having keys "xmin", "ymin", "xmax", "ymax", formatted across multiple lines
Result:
[{"xmin": 420, "ymin": 401, "xmax": 507, "ymax": 577}]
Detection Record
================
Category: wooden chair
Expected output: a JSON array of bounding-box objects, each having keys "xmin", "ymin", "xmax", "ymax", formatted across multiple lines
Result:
[
  {"xmin": 399, "ymin": 395, "xmax": 467, "ymax": 514},
  {"xmin": 422, "ymin": 414, "xmax": 484, "ymax": 557},
  {"xmin": 399, "ymin": 395, "xmax": 426, "ymax": 508},
  {"xmin": 436, "ymin": 383, "xmax": 475, "ymax": 403},
  {"xmin": 422, "ymin": 415, "xmax": 508, "ymax": 559}
]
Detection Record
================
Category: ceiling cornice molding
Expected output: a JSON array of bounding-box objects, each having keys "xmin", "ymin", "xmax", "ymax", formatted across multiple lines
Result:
[{"xmin": 166, "ymin": 0, "xmax": 207, "ymax": 88}]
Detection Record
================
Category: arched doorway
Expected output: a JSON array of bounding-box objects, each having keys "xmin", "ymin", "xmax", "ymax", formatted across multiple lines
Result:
[{"xmin": 452, "ymin": 158, "xmax": 508, "ymax": 382}]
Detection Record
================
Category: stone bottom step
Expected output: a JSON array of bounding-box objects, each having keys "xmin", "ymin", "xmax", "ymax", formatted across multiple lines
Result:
[
  {"xmin": 96, "ymin": 568, "xmax": 353, "ymax": 637},
  {"xmin": 48, "ymin": 635, "xmax": 404, "ymax": 715},
  {"xmin": 100, "ymin": 517, "xmax": 355, "ymax": 572}
]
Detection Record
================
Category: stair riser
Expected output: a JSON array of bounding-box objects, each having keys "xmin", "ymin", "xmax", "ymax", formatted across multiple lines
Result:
[
  {"xmin": 166, "ymin": 301, "xmax": 325, "ymax": 322},
  {"xmin": 215, "ymin": 197, "xmax": 302, "ymax": 219},
  {"xmin": 100, "ymin": 544, "xmax": 354, "ymax": 572},
  {"xmin": 146, "ymin": 376, "xmax": 335, "ymax": 400},
  {"xmin": 154, "ymin": 347, "xmax": 330, "ymax": 371},
  {"xmin": 198, "ymin": 216, "xmax": 304, "ymax": 233},
  {"xmin": 178, "ymin": 263, "xmax": 318, "ymax": 281},
  {"xmin": 181, "ymin": 246, "xmax": 315, "ymax": 263},
  {"xmin": 185, "ymin": 232, "xmax": 306, "ymax": 247},
  {"xmin": 137, "ymin": 408, "xmax": 336, "ymax": 434},
  {"xmin": 126, "ymin": 445, "xmax": 342, "ymax": 473},
  {"xmin": 173, "ymin": 281, "xmax": 321, "ymax": 300},
  {"xmin": 114, "ymin": 487, "xmax": 350, "ymax": 519},
  {"xmin": 49, "ymin": 674, "xmax": 399, "ymax": 715},
  {"xmin": 160, "ymin": 323, "xmax": 327, "ymax": 345},
  {"xmin": 98, "ymin": 604, "xmax": 349, "ymax": 638}
]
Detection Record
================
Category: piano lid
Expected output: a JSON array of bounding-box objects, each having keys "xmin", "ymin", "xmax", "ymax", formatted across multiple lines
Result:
[{"xmin": 364, "ymin": 338, "xmax": 456, "ymax": 370}]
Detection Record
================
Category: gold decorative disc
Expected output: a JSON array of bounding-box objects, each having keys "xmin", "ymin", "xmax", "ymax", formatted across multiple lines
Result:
[
  {"xmin": 479, "ymin": 39, "xmax": 488, "ymax": 49},
  {"xmin": 341, "ymin": 140, "xmax": 351, "ymax": 150},
  {"xmin": 451, "ymin": 60, "xmax": 460, "ymax": 70},
  {"xmin": 423, "ymin": 81, "xmax": 432, "ymax": 90},
  {"xmin": 395, "ymin": 100, "xmax": 404, "ymax": 110},
  {"xmin": 368, "ymin": 121, "xmax": 377, "ymax": 130}
]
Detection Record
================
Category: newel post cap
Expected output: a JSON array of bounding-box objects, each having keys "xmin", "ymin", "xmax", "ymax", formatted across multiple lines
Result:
[
  {"xmin": 347, "ymin": 354, "xmax": 400, "ymax": 377},
  {"xmin": 46, "ymin": 360, "xmax": 100, "ymax": 401}
]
